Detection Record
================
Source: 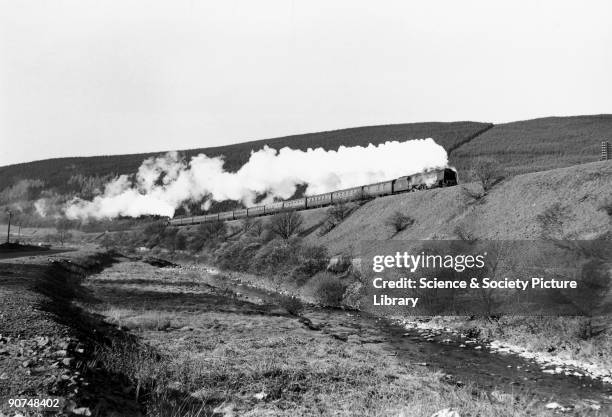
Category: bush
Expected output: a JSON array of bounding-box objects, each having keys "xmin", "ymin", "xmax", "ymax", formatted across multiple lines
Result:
[
  {"xmin": 290, "ymin": 244, "xmax": 329, "ymax": 284},
  {"xmin": 279, "ymin": 296, "xmax": 304, "ymax": 315},
  {"xmin": 384, "ymin": 211, "xmax": 414, "ymax": 234},
  {"xmin": 215, "ymin": 240, "xmax": 261, "ymax": 272},
  {"xmin": 461, "ymin": 185, "xmax": 486, "ymax": 204},
  {"xmin": 599, "ymin": 198, "xmax": 612, "ymax": 217},
  {"xmin": 240, "ymin": 217, "xmax": 265, "ymax": 237},
  {"xmin": 250, "ymin": 239, "xmax": 299, "ymax": 274},
  {"xmin": 319, "ymin": 203, "xmax": 357, "ymax": 236},
  {"xmin": 187, "ymin": 220, "xmax": 227, "ymax": 251},
  {"xmin": 470, "ymin": 158, "xmax": 504, "ymax": 192},
  {"xmin": 309, "ymin": 272, "xmax": 346, "ymax": 306},
  {"xmin": 268, "ymin": 210, "xmax": 304, "ymax": 239},
  {"xmin": 536, "ymin": 203, "xmax": 573, "ymax": 239}
]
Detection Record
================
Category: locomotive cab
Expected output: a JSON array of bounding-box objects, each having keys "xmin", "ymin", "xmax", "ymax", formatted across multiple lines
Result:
[{"xmin": 442, "ymin": 168, "xmax": 458, "ymax": 186}]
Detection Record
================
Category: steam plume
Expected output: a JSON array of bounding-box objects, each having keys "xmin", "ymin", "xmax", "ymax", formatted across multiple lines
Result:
[{"xmin": 64, "ymin": 138, "xmax": 448, "ymax": 220}]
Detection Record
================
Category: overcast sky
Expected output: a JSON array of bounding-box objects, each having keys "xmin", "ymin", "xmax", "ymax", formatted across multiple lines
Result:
[{"xmin": 1, "ymin": 0, "xmax": 611, "ymax": 166}]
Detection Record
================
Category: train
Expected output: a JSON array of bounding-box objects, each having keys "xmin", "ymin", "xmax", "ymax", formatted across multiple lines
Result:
[{"xmin": 168, "ymin": 167, "xmax": 458, "ymax": 226}]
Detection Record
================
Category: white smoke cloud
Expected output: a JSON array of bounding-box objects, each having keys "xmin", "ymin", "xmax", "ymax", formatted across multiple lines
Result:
[
  {"xmin": 34, "ymin": 199, "xmax": 48, "ymax": 217},
  {"xmin": 64, "ymin": 138, "xmax": 448, "ymax": 220}
]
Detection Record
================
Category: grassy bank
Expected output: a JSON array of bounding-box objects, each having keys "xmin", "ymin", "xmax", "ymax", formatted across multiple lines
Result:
[{"xmin": 84, "ymin": 260, "xmax": 556, "ymax": 417}]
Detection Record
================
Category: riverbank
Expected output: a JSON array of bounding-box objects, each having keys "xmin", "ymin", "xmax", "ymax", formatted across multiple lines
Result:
[
  {"xmin": 179, "ymin": 261, "xmax": 611, "ymax": 413},
  {"xmin": 80, "ymin": 257, "xmax": 576, "ymax": 416},
  {"xmin": 0, "ymin": 250, "xmax": 143, "ymax": 416},
  {"xmin": 396, "ymin": 316, "xmax": 612, "ymax": 385}
]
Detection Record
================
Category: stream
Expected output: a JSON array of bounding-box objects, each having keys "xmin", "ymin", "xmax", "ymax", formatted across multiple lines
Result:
[{"xmin": 199, "ymin": 267, "xmax": 612, "ymax": 414}]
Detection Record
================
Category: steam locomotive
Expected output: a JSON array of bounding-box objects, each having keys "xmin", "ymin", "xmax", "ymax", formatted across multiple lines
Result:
[{"xmin": 168, "ymin": 167, "xmax": 457, "ymax": 226}]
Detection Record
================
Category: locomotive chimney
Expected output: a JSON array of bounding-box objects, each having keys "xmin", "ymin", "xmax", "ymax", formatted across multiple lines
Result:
[{"xmin": 602, "ymin": 141, "xmax": 611, "ymax": 161}]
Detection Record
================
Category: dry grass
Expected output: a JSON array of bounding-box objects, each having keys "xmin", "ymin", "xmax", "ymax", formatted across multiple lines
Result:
[
  {"xmin": 94, "ymin": 310, "xmax": 549, "ymax": 417},
  {"xmin": 86, "ymin": 261, "xmax": 556, "ymax": 417},
  {"xmin": 451, "ymin": 115, "xmax": 612, "ymax": 177},
  {"xmin": 102, "ymin": 307, "xmax": 179, "ymax": 331},
  {"xmin": 308, "ymin": 161, "xmax": 612, "ymax": 253}
]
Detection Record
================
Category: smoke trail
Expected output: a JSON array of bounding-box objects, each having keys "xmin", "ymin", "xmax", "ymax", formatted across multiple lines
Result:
[{"xmin": 64, "ymin": 138, "xmax": 448, "ymax": 220}]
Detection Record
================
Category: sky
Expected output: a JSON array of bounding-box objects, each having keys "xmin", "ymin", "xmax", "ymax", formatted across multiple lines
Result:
[{"xmin": 1, "ymin": 0, "xmax": 611, "ymax": 166}]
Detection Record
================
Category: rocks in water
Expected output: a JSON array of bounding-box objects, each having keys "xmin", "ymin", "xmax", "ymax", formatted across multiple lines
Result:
[
  {"xmin": 545, "ymin": 402, "xmax": 569, "ymax": 411},
  {"xmin": 253, "ymin": 391, "xmax": 268, "ymax": 401},
  {"xmin": 72, "ymin": 407, "xmax": 92, "ymax": 416}
]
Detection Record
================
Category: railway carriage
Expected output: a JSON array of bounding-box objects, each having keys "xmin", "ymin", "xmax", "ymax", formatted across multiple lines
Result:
[
  {"xmin": 169, "ymin": 167, "xmax": 458, "ymax": 226},
  {"xmin": 306, "ymin": 193, "xmax": 332, "ymax": 207},
  {"xmin": 363, "ymin": 181, "xmax": 393, "ymax": 198},
  {"xmin": 331, "ymin": 186, "xmax": 364, "ymax": 203},
  {"xmin": 284, "ymin": 198, "xmax": 306, "ymax": 210},
  {"xmin": 218, "ymin": 211, "xmax": 234, "ymax": 221},
  {"xmin": 247, "ymin": 205, "xmax": 265, "ymax": 217},
  {"xmin": 265, "ymin": 201, "xmax": 284, "ymax": 214}
]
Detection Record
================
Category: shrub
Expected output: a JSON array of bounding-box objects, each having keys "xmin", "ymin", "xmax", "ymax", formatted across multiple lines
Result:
[
  {"xmin": 250, "ymin": 240, "xmax": 299, "ymax": 274},
  {"xmin": 215, "ymin": 240, "xmax": 260, "ymax": 272},
  {"xmin": 268, "ymin": 210, "xmax": 304, "ymax": 239},
  {"xmin": 187, "ymin": 220, "xmax": 227, "ymax": 251},
  {"xmin": 55, "ymin": 217, "xmax": 75, "ymax": 246},
  {"xmin": 318, "ymin": 203, "xmax": 358, "ymax": 236},
  {"xmin": 536, "ymin": 203, "xmax": 573, "ymax": 239},
  {"xmin": 240, "ymin": 217, "xmax": 265, "ymax": 237},
  {"xmin": 470, "ymin": 158, "xmax": 504, "ymax": 192},
  {"xmin": 290, "ymin": 244, "xmax": 329, "ymax": 284},
  {"xmin": 309, "ymin": 272, "xmax": 346, "ymax": 306},
  {"xmin": 461, "ymin": 185, "xmax": 486, "ymax": 204},
  {"xmin": 599, "ymin": 197, "xmax": 612, "ymax": 217},
  {"xmin": 384, "ymin": 211, "xmax": 414, "ymax": 234},
  {"xmin": 279, "ymin": 296, "xmax": 304, "ymax": 315},
  {"xmin": 248, "ymin": 219, "xmax": 265, "ymax": 237}
]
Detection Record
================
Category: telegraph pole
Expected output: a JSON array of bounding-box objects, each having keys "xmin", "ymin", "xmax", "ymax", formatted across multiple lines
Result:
[{"xmin": 6, "ymin": 210, "xmax": 11, "ymax": 244}]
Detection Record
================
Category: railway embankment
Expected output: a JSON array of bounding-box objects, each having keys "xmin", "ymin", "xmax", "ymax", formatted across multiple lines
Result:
[{"xmin": 307, "ymin": 160, "xmax": 612, "ymax": 254}]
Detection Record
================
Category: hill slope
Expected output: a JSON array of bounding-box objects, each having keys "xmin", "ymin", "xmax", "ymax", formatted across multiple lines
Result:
[
  {"xmin": 0, "ymin": 121, "xmax": 491, "ymax": 192},
  {"xmin": 304, "ymin": 160, "xmax": 612, "ymax": 254},
  {"xmin": 450, "ymin": 115, "xmax": 612, "ymax": 176}
]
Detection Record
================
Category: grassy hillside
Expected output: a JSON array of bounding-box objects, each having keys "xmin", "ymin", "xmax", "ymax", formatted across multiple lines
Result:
[
  {"xmin": 3, "ymin": 115, "xmax": 611, "ymax": 229},
  {"xmin": 305, "ymin": 160, "xmax": 612, "ymax": 255},
  {"xmin": 450, "ymin": 115, "xmax": 612, "ymax": 177},
  {"xmin": 0, "ymin": 121, "xmax": 491, "ymax": 192}
]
